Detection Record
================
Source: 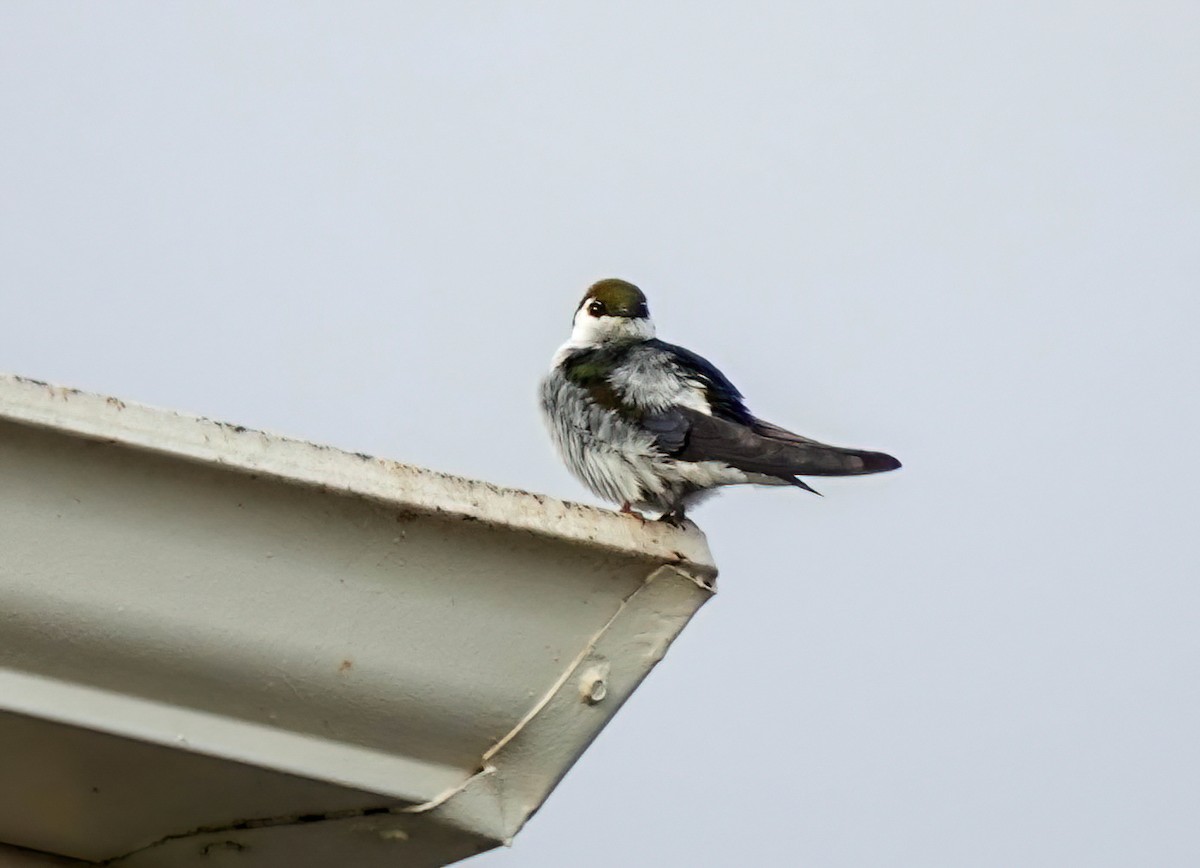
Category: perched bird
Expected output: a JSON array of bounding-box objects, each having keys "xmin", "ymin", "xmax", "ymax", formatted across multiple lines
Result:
[{"xmin": 540, "ymin": 278, "xmax": 901, "ymax": 523}]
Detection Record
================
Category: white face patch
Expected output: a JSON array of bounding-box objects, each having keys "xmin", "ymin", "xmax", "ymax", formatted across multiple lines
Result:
[{"xmin": 567, "ymin": 299, "xmax": 656, "ymax": 347}]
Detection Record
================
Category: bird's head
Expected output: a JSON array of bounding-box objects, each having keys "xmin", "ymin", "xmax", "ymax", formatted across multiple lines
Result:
[{"xmin": 569, "ymin": 278, "xmax": 656, "ymax": 346}]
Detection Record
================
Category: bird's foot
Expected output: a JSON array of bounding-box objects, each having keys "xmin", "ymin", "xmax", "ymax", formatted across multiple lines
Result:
[
  {"xmin": 658, "ymin": 508, "xmax": 687, "ymax": 527},
  {"xmin": 619, "ymin": 502, "xmax": 647, "ymax": 520}
]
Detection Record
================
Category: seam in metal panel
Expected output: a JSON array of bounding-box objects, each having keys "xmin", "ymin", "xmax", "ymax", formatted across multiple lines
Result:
[
  {"xmin": 481, "ymin": 565, "xmax": 681, "ymax": 764},
  {"xmin": 100, "ymin": 805, "xmax": 401, "ymax": 865}
]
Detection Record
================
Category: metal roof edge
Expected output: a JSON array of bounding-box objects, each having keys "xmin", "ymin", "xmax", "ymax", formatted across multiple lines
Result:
[
  {"xmin": 0, "ymin": 374, "xmax": 715, "ymax": 578},
  {"xmin": 0, "ymin": 373, "xmax": 721, "ymax": 864}
]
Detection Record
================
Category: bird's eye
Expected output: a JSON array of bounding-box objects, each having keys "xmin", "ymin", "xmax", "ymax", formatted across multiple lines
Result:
[{"xmin": 587, "ymin": 300, "xmax": 605, "ymax": 317}]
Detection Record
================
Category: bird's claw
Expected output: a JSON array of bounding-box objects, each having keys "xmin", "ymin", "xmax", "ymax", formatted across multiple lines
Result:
[
  {"xmin": 657, "ymin": 509, "xmax": 687, "ymax": 527},
  {"xmin": 619, "ymin": 502, "xmax": 648, "ymax": 521}
]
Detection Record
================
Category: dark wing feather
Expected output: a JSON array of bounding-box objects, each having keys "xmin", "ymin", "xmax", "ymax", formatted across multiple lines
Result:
[
  {"xmin": 662, "ymin": 407, "xmax": 900, "ymax": 478},
  {"xmin": 747, "ymin": 419, "xmax": 900, "ymax": 472},
  {"xmin": 641, "ymin": 409, "xmax": 690, "ymax": 453}
]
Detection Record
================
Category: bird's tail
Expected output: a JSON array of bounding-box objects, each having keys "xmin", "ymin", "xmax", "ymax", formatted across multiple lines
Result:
[{"xmin": 786, "ymin": 476, "xmax": 824, "ymax": 496}]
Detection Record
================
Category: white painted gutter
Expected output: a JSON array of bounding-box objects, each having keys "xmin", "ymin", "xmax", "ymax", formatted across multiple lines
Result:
[{"xmin": 0, "ymin": 374, "xmax": 716, "ymax": 867}]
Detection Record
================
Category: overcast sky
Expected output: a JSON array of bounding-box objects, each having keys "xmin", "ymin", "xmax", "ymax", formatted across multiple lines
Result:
[{"xmin": 3, "ymin": 3, "xmax": 1199, "ymax": 865}]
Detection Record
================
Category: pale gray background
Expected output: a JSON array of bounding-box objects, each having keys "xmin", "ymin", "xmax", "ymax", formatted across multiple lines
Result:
[{"xmin": 3, "ymin": 3, "xmax": 1198, "ymax": 866}]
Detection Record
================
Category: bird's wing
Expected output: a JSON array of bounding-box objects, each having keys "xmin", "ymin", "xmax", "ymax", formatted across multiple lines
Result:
[
  {"xmin": 647, "ymin": 406, "xmax": 900, "ymax": 479},
  {"xmin": 644, "ymin": 342, "xmax": 899, "ymax": 476},
  {"xmin": 564, "ymin": 341, "xmax": 901, "ymax": 482}
]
